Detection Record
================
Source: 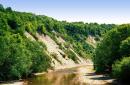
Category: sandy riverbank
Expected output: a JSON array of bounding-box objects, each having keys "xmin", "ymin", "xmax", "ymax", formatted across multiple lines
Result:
[{"xmin": 0, "ymin": 63, "xmax": 116, "ymax": 85}]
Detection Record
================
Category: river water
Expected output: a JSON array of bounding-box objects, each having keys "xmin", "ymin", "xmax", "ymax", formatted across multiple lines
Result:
[{"xmin": 25, "ymin": 65, "xmax": 113, "ymax": 85}]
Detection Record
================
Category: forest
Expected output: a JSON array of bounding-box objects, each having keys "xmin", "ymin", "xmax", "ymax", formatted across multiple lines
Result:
[{"xmin": 0, "ymin": 4, "xmax": 130, "ymax": 83}]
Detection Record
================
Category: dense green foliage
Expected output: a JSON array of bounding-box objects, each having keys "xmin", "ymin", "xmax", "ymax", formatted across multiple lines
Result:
[
  {"xmin": 0, "ymin": 4, "xmax": 116, "ymax": 81},
  {"xmin": 112, "ymin": 57, "xmax": 130, "ymax": 82},
  {"xmin": 119, "ymin": 37, "xmax": 130, "ymax": 57},
  {"xmin": 94, "ymin": 24, "xmax": 130, "ymax": 82},
  {"xmin": 112, "ymin": 37, "xmax": 130, "ymax": 82},
  {"xmin": 0, "ymin": 5, "xmax": 52, "ymax": 81},
  {"xmin": 0, "ymin": 32, "xmax": 51, "ymax": 80},
  {"xmin": 94, "ymin": 25, "xmax": 130, "ymax": 72}
]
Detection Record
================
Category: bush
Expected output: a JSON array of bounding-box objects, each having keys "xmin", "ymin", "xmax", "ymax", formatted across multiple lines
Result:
[
  {"xmin": 0, "ymin": 34, "xmax": 32, "ymax": 80},
  {"xmin": 37, "ymin": 25, "xmax": 47, "ymax": 35},
  {"xmin": 0, "ymin": 33, "xmax": 51, "ymax": 81},
  {"xmin": 119, "ymin": 37, "xmax": 130, "ymax": 57},
  {"xmin": 65, "ymin": 50, "xmax": 78, "ymax": 63},
  {"xmin": 94, "ymin": 25, "xmax": 130, "ymax": 73},
  {"xmin": 7, "ymin": 20, "xmax": 18, "ymax": 29},
  {"xmin": 26, "ymin": 41, "xmax": 51, "ymax": 72},
  {"xmin": 112, "ymin": 57, "xmax": 130, "ymax": 82}
]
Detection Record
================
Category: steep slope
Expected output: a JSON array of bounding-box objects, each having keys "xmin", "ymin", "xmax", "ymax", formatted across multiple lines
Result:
[
  {"xmin": 23, "ymin": 31, "xmax": 89, "ymax": 69},
  {"xmin": 0, "ymin": 5, "xmax": 116, "ymax": 80},
  {"xmin": 25, "ymin": 32, "xmax": 90, "ymax": 69},
  {"xmin": 36, "ymin": 33, "xmax": 75, "ymax": 67}
]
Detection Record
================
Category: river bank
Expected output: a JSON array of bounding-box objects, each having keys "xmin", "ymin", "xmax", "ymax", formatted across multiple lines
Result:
[
  {"xmin": 0, "ymin": 64, "xmax": 90, "ymax": 85},
  {"xmin": 0, "ymin": 63, "xmax": 116, "ymax": 85}
]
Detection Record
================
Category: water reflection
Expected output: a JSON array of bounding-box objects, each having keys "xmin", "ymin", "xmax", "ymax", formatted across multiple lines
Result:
[
  {"xmin": 26, "ymin": 66, "xmax": 113, "ymax": 85},
  {"xmin": 27, "ymin": 67, "xmax": 87, "ymax": 85}
]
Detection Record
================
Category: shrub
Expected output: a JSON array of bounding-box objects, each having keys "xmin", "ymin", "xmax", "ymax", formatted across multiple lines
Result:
[
  {"xmin": 94, "ymin": 25, "xmax": 130, "ymax": 73},
  {"xmin": 65, "ymin": 50, "xmax": 78, "ymax": 63},
  {"xmin": 0, "ymin": 33, "xmax": 51, "ymax": 80},
  {"xmin": 0, "ymin": 34, "xmax": 32, "ymax": 80},
  {"xmin": 7, "ymin": 20, "xmax": 18, "ymax": 30},
  {"xmin": 119, "ymin": 37, "xmax": 130, "ymax": 57},
  {"xmin": 26, "ymin": 40, "xmax": 51, "ymax": 73},
  {"xmin": 112, "ymin": 57, "xmax": 130, "ymax": 82}
]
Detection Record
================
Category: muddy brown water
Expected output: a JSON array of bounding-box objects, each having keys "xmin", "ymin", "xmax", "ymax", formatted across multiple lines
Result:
[{"xmin": 25, "ymin": 65, "xmax": 113, "ymax": 85}]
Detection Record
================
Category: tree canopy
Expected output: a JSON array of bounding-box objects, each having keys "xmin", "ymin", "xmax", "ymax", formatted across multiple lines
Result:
[{"xmin": 94, "ymin": 24, "xmax": 130, "ymax": 73}]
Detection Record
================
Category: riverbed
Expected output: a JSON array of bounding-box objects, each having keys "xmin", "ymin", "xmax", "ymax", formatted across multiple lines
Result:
[
  {"xmin": 24, "ymin": 65, "xmax": 114, "ymax": 85},
  {"xmin": 0, "ymin": 64, "xmax": 115, "ymax": 85}
]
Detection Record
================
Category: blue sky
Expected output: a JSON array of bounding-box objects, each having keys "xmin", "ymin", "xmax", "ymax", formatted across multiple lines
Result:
[{"xmin": 1, "ymin": 0, "xmax": 130, "ymax": 24}]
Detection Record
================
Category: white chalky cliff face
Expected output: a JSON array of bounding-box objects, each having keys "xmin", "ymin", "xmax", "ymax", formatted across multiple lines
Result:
[{"xmin": 25, "ymin": 32, "xmax": 90, "ymax": 69}]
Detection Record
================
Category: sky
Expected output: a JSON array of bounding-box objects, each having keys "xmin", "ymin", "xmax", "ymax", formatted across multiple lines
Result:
[{"xmin": 0, "ymin": 0, "xmax": 130, "ymax": 24}]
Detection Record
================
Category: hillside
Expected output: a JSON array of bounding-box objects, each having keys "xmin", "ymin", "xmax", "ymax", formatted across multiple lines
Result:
[{"xmin": 0, "ymin": 5, "xmax": 116, "ymax": 81}]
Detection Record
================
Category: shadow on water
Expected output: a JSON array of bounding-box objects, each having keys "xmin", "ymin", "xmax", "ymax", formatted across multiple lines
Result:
[
  {"xmin": 90, "ymin": 76, "xmax": 112, "ymax": 80},
  {"xmin": 85, "ymin": 73, "xmax": 112, "ymax": 80}
]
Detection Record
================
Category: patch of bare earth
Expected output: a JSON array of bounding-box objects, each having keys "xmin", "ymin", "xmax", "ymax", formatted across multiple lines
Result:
[
  {"xmin": 77, "ymin": 63, "xmax": 115, "ymax": 85},
  {"xmin": 0, "ymin": 81, "xmax": 26, "ymax": 85},
  {"xmin": 86, "ymin": 35, "xmax": 96, "ymax": 48},
  {"xmin": 36, "ymin": 33, "xmax": 76, "ymax": 68}
]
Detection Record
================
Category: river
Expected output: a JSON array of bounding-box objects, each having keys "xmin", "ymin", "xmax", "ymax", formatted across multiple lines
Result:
[{"xmin": 25, "ymin": 65, "xmax": 114, "ymax": 85}]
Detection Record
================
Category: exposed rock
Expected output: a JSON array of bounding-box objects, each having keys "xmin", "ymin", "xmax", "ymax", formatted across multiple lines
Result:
[
  {"xmin": 24, "ymin": 32, "xmax": 89, "ymax": 70},
  {"xmin": 86, "ymin": 35, "xmax": 96, "ymax": 48},
  {"xmin": 24, "ymin": 32, "xmax": 36, "ymax": 41}
]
